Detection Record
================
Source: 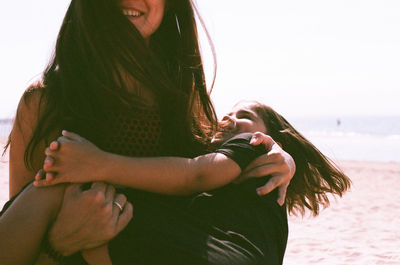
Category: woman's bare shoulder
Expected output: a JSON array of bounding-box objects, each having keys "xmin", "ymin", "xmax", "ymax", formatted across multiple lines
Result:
[
  {"xmin": 15, "ymin": 83, "xmax": 47, "ymax": 128},
  {"xmin": 19, "ymin": 82, "xmax": 46, "ymax": 110},
  {"xmin": 9, "ymin": 82, "xmax": 48, "ymax": 196}
]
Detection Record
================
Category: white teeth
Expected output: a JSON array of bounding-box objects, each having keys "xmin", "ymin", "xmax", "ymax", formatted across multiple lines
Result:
[{"xmin": 122, "ymin": 9, "xmax": 142, "ymax": 17}]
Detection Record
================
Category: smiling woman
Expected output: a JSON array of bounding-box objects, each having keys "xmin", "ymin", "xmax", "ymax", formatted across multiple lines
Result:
[
  {"xmin": 0, "ymin": 0, "xmax": 298, "ymax": 264},
  {"xmin": 119, "ymin": 0, "xmax": 166, "ymax": 40}
]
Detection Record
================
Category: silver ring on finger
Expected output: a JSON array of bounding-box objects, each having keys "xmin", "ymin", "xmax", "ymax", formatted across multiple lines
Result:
[{"xmin": 113, "ymin": 201, "xmax": 123, "ymax": 212}]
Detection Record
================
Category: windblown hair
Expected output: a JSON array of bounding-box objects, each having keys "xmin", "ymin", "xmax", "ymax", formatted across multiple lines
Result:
[
  {"xmin": 8, "ymin": 0, "xmax": 218, "ymax": 169},
  {"xmin": 247, "ymin": 101, "xmax": 351, "ymax": 216}
]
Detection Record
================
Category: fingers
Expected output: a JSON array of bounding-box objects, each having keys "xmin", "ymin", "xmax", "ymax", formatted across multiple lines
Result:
[
  {"xmin": 243, "ymin": 154, "xmax": 285, "ymax": 178},
  {"xmin": 115, "ymin": 202, "xmax": 133, "ymax": 233},
  {"xmin": 46, "ymin": 172, "xmax": 56, "ymax": 182},
  {"xmin": 34, "ymin": 169, "xmax": 57, "ymax": 187},
  {"xmin": 242, "ymin": 164, "xmax": 276, "ymax": 180},
  {"xmin": 256, "ymin": 175, "xmax": 283, "ymax": 196},
  {"xmin": 61, "ymin": 183, "xmax": 83, "ymax": 198},
  {"xmin": 112, "ymin": 193, "xmax": 127, "ymax": 217},
  {"xmin": 250, "ymin": 132, "xmax": 275, "ymax": 150},
  {"xmin": 42, "ymin": 155, "xmax": 58, "ymax": 184},
  {"xmin": 46, "ymin": 130, "xmax": 82, "ymax": 156},
  {"xmin": 45, "ymin": 136, "xmax": 73, "ymax": 156},
  {"xmin": 33, "ymin": 169, "xmax": 47, "ymax": 187},
  {"xmin": 250, "ymin": 132, "xmax": 267, "ymax": 146},
  {"xmin": 33, "ymin": 178, "xmax": 54, "ymax": 187},
  {"xmin": 49, "ymin": 140, "xmax": 60, "ymax": 151},
  {"xmin": 43, "ymin": 155, "xmax": 56, "ymax": 170},
  {"xmin": 104, "ymin": 185, "xmax": 116, "ymax": 203},
  {"xmin": 33, "ymin": 172, "xmax": 61, "ymax": 187},
  {"xmin": 45, "ymin": 147, "xmax": 57, "ymax": 157},
  {"xmin": 90, "ymin": 182, "xmax": 107, "ymax": 194},
  {"xmin": 35, "ymin": 169, "xmax": 45, "ymax": 181},
  {"xmin": 243, "ymin": 152, "xmax": 283, "ymax": 174},
  {"xmin": 62, "ymin": 130, "xmax": 85, "ymax": 142},
  {"xmin": 277, "ymin": 184, "xmax": 288, "ymax": 206},
  {"xmin": 256, "ymin": 178, "xmax": 288, "ymax": 206}
]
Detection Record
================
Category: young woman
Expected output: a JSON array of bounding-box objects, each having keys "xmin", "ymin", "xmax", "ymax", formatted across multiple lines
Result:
[{"xmin": 1, "ymin": 0, "xmax": 296, "ymax": 264}]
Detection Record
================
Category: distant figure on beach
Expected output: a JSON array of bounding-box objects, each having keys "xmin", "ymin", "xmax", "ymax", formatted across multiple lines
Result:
[
  {"xmin": 0, "ymin": 0, "xmax": 350, "ymax": 265},
  {"xmin": 337, "ymin": 118, "xmax": 342, "ymax": 127}
]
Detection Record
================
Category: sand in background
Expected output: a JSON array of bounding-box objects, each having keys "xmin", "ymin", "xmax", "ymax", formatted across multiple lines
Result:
[
  {"xmin": 284, "ymin": 160, "xmax": 400, "ymax": 265},
  {"xmin": 0, "ymin": 136, "xmax": 399, "ymax": 264}
]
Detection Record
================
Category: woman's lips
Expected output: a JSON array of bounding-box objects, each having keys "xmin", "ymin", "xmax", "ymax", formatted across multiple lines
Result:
[
  {"xmin": 119, "ymin": 1, "xmax": 145, "ymax": 18},
  {"xmin": 122, "ymin": 9, "xmax": 143, "ymax": 17}
]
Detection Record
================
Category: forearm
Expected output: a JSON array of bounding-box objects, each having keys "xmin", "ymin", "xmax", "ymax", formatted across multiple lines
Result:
[
  {"xmin": 0, "ymin": 183, "xmax": 65, "ymax": 265},
  {"xmin": 101, "ymin": 153, "xmax": 199, "ymax": 195},
  {"xmin": 100, "ymin": 152, "xmax": 241, "ymax": 195}
]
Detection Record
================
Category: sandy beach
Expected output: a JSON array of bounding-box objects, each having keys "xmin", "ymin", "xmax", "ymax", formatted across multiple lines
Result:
[
  {"xmin": 284, "ymin": 160, "xmax": 400, "ymax": 265},
  {"xmin": 1, "ymin": 137, "xmax": 399, "ymax": 264}
]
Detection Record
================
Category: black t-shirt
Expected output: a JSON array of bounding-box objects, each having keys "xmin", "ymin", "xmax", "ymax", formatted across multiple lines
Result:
[
  {"xmin": 216, "ymin": 132, "xmax": 266, "ymax": 170},
  {"xmin": 187, "ymin": 133, "xmax": 289, "ymax": 265}
]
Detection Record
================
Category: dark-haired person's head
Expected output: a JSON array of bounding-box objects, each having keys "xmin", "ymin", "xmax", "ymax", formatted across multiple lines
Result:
[
  {"xmin": 17, "ymin": 0, "xmax": 218, "ymax": 170},
  {"xmin": 216, "ymin": 100, "xmax": 351, "ymax": 216}
]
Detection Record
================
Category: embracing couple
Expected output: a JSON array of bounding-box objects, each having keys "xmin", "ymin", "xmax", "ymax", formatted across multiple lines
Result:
[{"xmin": 0, "ymin": 0, "xmax": 350, "ymax": 264}]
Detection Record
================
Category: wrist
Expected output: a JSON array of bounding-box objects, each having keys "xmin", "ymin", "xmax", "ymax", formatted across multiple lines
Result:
[
  {"xmin": 42, "ymin": 234, "xmax": 70, "ymax": 263},
  {"xmin": 98, "ymin": 151, "xmax": 114, "ymax": 182},
  {"xmin": 47, "ymin": 227, "xmax": 79, "ymax": 257}
]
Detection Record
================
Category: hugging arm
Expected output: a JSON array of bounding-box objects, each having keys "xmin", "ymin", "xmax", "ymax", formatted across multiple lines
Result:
[
  {"xmin": 37, "ymin": 131, "xmax": 295, "ymax": 203},
  {"xmin": 36, "ymin": 131, "xmax": 243, "ymax": 195}
]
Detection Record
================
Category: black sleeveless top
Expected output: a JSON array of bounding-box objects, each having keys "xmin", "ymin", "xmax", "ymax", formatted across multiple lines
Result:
[{"xmin": 101, "ymin": 108, "xmax": 163, "ymax": 157}]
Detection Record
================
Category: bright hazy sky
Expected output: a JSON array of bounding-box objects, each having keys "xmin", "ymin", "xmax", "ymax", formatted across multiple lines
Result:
[{"xmin": 1, "ymin": 0, "xmax": 399, "ymax": 119}]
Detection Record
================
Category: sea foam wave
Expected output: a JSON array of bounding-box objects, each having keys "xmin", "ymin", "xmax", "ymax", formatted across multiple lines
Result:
[{"xmin": 303, "ymin": 130, "xmax": 400, "ymax": 140}]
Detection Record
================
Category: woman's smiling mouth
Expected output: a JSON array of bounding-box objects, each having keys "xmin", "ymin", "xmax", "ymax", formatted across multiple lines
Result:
[{"xmin": 122, "ymin": 9, "xmax": 144, "ymax": 18}]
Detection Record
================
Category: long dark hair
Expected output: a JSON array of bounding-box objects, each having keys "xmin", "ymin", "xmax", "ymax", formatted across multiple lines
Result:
[
  {"xmin": 8, "ymin": 0, "xmax": 218, "ymax": 170},
  {"xmin": 248, "ymin": 101, "xmax": 351, "ymax": 216}
]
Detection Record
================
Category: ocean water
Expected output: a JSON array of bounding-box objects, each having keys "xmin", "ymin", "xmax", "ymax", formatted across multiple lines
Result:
[
  {"xmin": 288, "ymin": 116, "xmax": 400, "ymax": 162},
  {"xmin": 0, "ymin": 119, "xmax": 12, "ymax": 140},
  {"xmin": 1, "ymin": 116, "xmax": 399, "ymax": 162}
]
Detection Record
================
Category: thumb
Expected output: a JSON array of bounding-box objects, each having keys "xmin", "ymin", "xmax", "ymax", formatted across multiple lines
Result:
[{"xmin": 250, "ymin": 134, "xmax": 264, "ymax": 146}]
